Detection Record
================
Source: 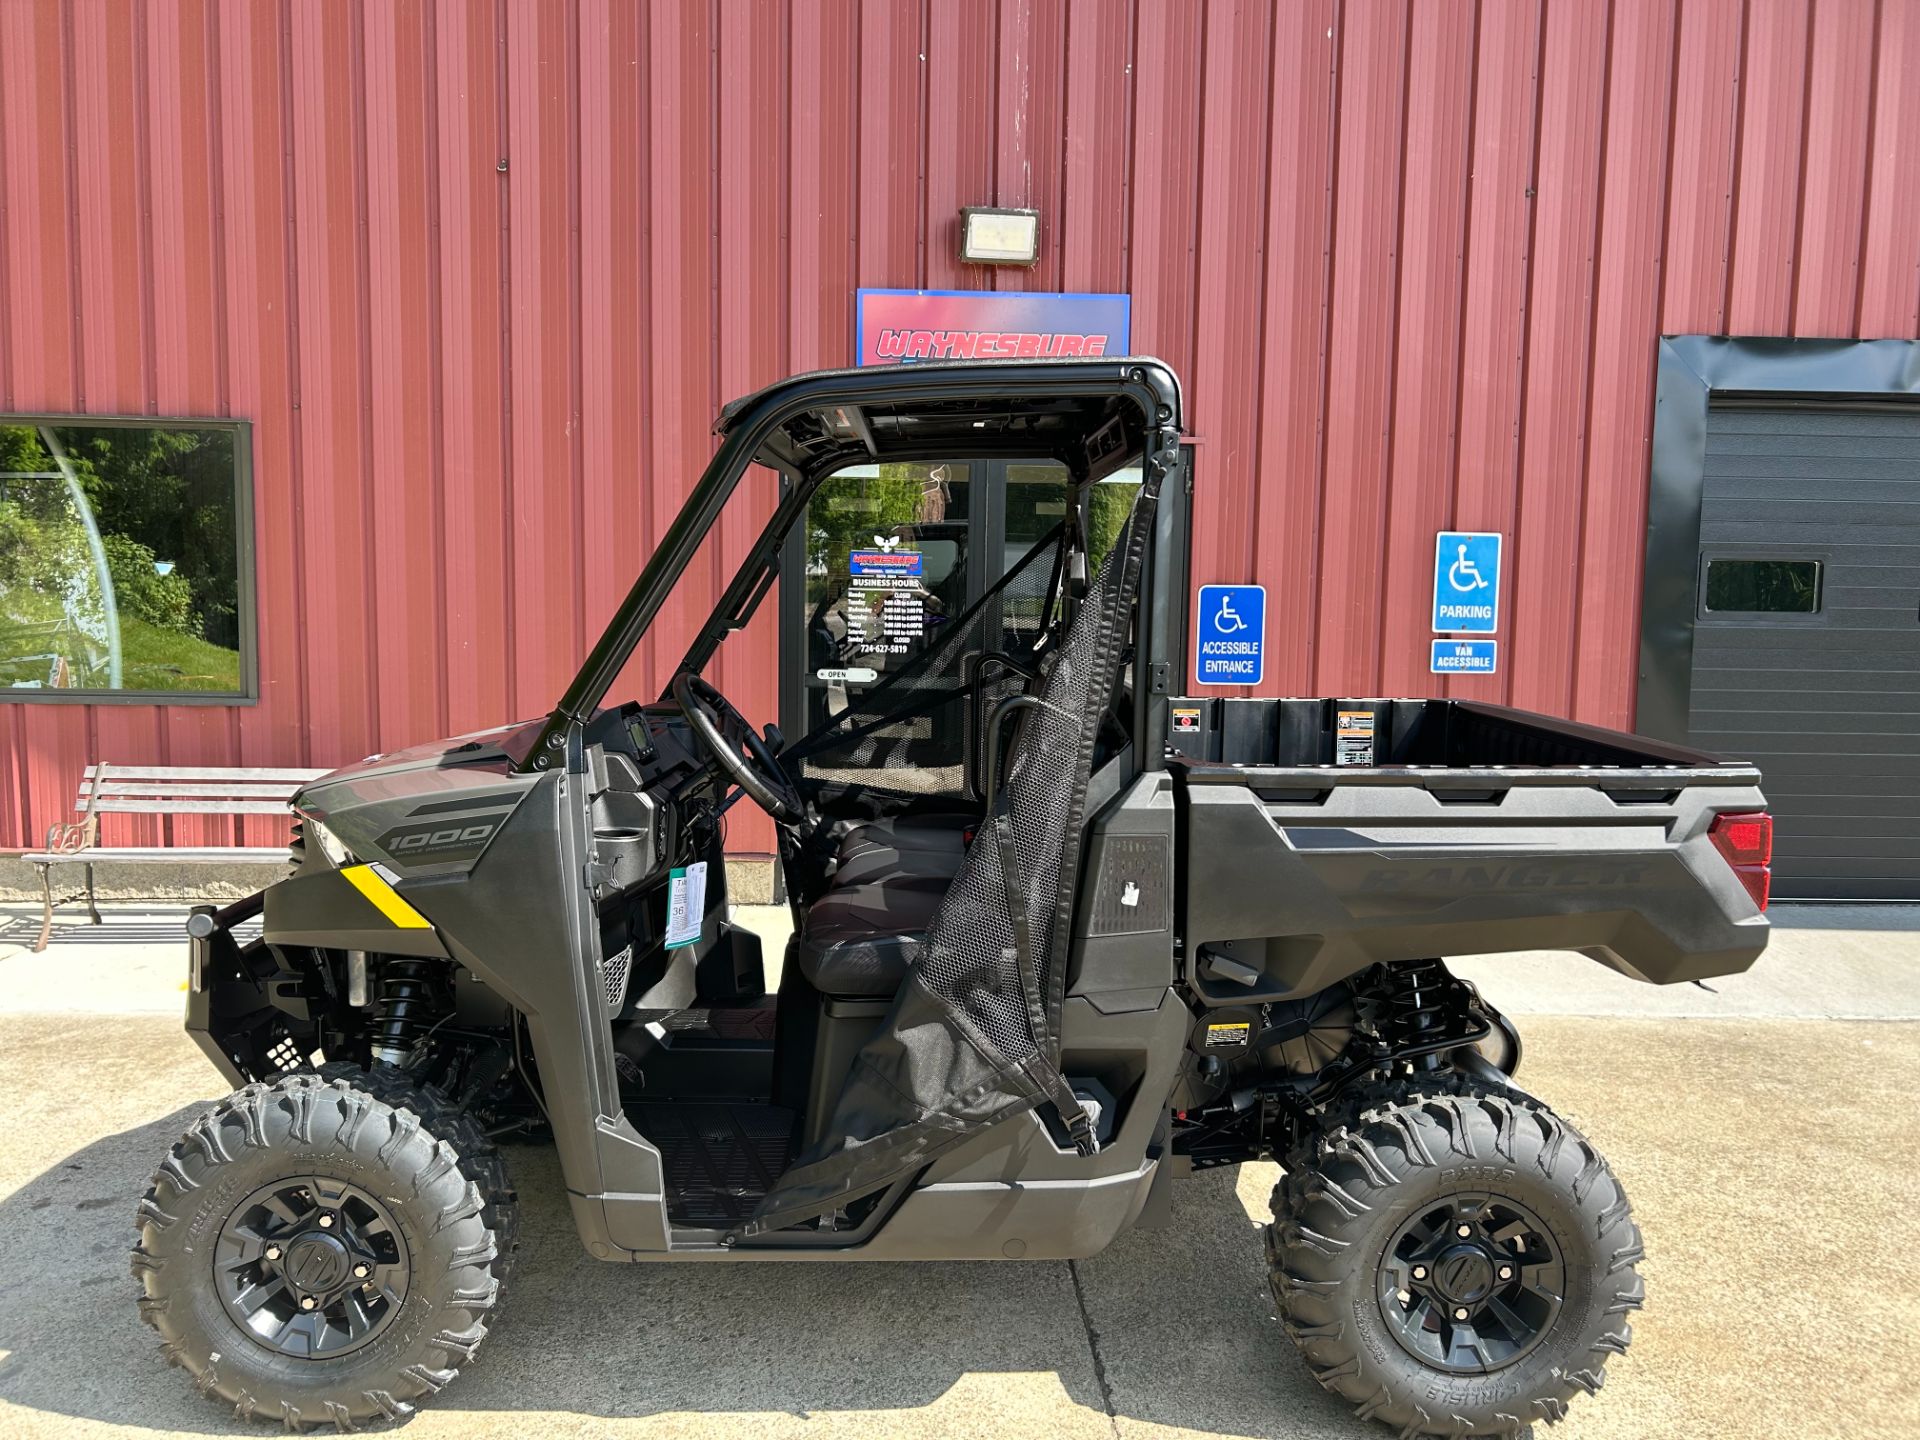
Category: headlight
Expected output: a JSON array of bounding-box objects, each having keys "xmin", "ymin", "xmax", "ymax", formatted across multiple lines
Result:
[{"xmin": 306, "ymin": 817, "xmax": 354, "ymax": 867}]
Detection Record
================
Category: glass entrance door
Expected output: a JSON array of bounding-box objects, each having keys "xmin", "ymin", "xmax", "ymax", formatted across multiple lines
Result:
[
  {"xmin": 798, "ymin": 460, "xmax": 975, "ymax": 741},
  {"xmin": 783, "ymin": 458, "xmax": 1071, "ymax": 779},
  {"xmin": 778, "ymin": 457, "xmax": 1148, "ymax": 799}
]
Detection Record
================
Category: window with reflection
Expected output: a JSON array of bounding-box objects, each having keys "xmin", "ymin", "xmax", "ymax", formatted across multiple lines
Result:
[
  {"xmin": 0, "ymin": 420, "xmax": 249, "ymax": 696},
  {"xmin": 1703, "ymin": 558, "xmax": 1822, "ymax": 615}
]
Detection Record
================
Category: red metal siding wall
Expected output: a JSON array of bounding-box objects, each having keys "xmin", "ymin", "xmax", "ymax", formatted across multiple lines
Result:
[{"xmin": 2, "ymin": 0, "xmax": 1917, "ymax": 855}]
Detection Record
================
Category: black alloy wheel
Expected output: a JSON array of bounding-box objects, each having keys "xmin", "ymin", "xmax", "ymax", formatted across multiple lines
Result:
[
  {"xmin": 1375, "ymin": 1192, "xmax": 1564, "ymax": 1373},
  {"xmin": 214, "ymin": 1175, "xmax": 411, "ymax": 1359}
]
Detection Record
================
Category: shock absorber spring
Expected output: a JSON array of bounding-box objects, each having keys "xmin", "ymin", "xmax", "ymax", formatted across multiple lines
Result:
[
  {"xmin": 1376, "ymin": 959, "xmax": 1457, "ymax": 1070},
  {"xmin": 370, "ymin": 958, "xmax": 439, "ymax": 1067}
]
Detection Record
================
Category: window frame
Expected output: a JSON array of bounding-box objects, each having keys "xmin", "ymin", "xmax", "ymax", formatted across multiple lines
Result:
[{"xmin": 0, "ymin": 413, "xmax": 258, "ymax": 705}]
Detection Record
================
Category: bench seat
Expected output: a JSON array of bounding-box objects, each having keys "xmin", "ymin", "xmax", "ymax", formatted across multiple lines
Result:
[{"xmin": 24, "ymin": 763, "xmax": 327, "ymax": 952}]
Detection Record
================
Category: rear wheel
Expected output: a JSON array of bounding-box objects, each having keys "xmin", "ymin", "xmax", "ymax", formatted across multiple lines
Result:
[
  {"xmin": 1267, "ymin": 1081, "xmax": 1643, "ymax": 1438},
  {"xmin": 131, "ymin": 1066, "xmax": 516, "ymax": 1428}
]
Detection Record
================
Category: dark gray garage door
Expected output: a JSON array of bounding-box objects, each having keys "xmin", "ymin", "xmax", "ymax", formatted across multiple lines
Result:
[{"xmin": 1683, "ymin": 403, "xmax": 1920, "ymax": 901}]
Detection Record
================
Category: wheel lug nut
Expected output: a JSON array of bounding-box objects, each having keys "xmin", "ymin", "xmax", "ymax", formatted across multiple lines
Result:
[
  {"xmin": 299, "ymin": 1295, "xmax": 317, "ymax": 1311},
  {"xmin": 353, "ymin": 1263, "xmax": 370, "ymax": 1279},
  {"xmin": 1455, "ymin": 1223, "xmax": 1472, "ymax": 1238},
  {"xmin": 1498, "ymin": 1265, "xmax": 1514, "ymax": 1281},
  {"xmin": 317, "ymin": 1213, "xmax": 335, "ymax": 1229},
  {"xmin": 265, "ymin": 1245, "xmax": 282, "ymax": 1261},
  {"xmin": 1396, "ymin": 1289, "xmax": 1412, "ymax": 1304},
  {"xmin": 1453, "ymin": 1306, "xmax": 1469, "ymax": 1321},
  {"xmin": 1411, "ymin": 1265, "xmax": 1428, "ymax": 1281}
]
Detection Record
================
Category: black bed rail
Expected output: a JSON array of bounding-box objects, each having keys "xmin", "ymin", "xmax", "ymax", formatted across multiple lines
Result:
[{"xmin": 1164, "ymin": 696, "xmax": 1754, "ymax": 777}]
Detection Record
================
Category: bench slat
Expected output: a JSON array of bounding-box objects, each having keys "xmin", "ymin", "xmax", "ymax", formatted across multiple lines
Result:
[
  {"xmin": 82, "ymin": 765, "xmax": 329, "ymax": 781},
  {"xmin": 89, "ymin": 782, "xmax": 313, "ymax": 799},
  {"xmin": 91, "ymin": 799, "xmax": 299, "ymax": 815},
  {"xmin": 24, "ymin": 847, "xmax": 290, "ymax": 864}
]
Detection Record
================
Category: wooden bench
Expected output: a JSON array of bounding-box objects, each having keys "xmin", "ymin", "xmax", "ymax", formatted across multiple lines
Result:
[{"xmin": 21, "ymin": 764, "xmax": 330, "ymax": 952}]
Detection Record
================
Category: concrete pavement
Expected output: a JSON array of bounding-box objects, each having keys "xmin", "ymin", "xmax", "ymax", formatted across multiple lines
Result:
[{"xmin": 1, "ymin": 903, "xmax": 1916, "ymax": 1439}]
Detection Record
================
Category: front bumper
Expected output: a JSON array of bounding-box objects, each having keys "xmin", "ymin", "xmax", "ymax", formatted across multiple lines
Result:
[{"xmin": 184, "ymin": 889, "xmax": 278, "ymax": 1087}]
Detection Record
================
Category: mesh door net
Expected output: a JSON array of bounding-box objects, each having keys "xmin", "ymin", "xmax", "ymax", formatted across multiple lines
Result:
[{"xmin": 744, "ymin": 448, "xmax": 1170, "ymax": 1236}]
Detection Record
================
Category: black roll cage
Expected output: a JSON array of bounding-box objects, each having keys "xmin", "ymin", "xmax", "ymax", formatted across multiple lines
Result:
[{"xmin": 517, "ymin": 359, "xmax": 1185, "ymax": 774}]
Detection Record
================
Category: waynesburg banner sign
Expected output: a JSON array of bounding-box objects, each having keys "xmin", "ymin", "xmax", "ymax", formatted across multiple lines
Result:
[{"xmin": 857, "ymin": 289, "xmax": 1131, "ymax": 366}]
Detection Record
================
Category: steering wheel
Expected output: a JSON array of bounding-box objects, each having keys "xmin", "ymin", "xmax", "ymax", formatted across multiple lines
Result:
[{"xmin": 670, "ymin": 671, "xmax": 804, "ymax": 823}]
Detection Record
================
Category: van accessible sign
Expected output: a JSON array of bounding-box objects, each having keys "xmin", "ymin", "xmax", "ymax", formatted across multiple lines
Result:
[{"xmin": 857, "ymin": 289, "xmax": 1130, "ymax": 366}]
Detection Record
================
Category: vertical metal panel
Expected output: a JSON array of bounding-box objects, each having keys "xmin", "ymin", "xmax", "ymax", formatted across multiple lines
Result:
[
  {"xmin": 1572, "ymin": 0, "xmax": 1678, "ymax": 732},
  {"xmin": 363, "ymin": 0, "xmax": 447, "ymax": 754},
  {"xmin": 579, "ymin": 0, "xmax": 650, "ymax": 711},
  {"xmin": 1, "ymin": 0, "xmax": 86, "ymax": 851},
  {"xmin": 1377, "ymin": 0, "xmax": 1475, "ymax": 700},
  {"xmin": 1189, "ymin": 0, "xmax": 1277, "ymax": 687},
  {"xmin": 507, "ymin": 1, "xmax": 582, "ymax": 719},
  {"xmin": 219, "ymin": 0, "xmax": 306, "ymax": 848},
  {"xmin": 1791, "ymin": 0, "xmax": 1875, "ymax": 337},
  {"xmin": 715, "ymin": 0, "xmax": 789, "ymax": 856},
  {"xmin": 150, "ymin": 0, "xmax": 234, "ymax": 849},
  {"xmin": 993, "ymin": 0, "xmax": 1068, "ymax": 292},
  {"xmin": 72, "ymin": 1, "xmax": 169, "ymax": 848},
  {"xmin": 1058, "ymin": 0, "xmax": 1131, "ymax": 294},
  {"xmin": 924, "ymin": 0, "xmax": 1000, "ymax": 293},
  {"xmin": 1507, "ymin": 0, "xmax": 1608, "ymax": 717},
  {"xmin": 1446, "ymin": 0, "xmax": 1541, "ymax": 702},
  {"xmin": 1858, "ymin": 0, "xmax": 1920, "ymax": 336},
  {"xmin": 1660, "ymin": 0, "xmax": 1742, "ymax": 333},
  {"xmin": 432, "ymin": 0, "xmax": 512, "ymax": 739},
  {"xmin": 1725, "ymin": 0, "xmax": 1811, "ymax": 336},
  {"xmin": 2, "ymin": 0, "xmax": 1915, "ymax": 852},
  {"xmin": 644, "ymin": 2, "xmax": 716, "ymax": 693},
  {"xmin": 1250, "ymin": 0, "xmax": 1337, "ymax": 698},
  {"xmin": 1124, "ymin": 3, "xmax": 1201, "ymax": 393},
  {"xmin": 289, "ymin": 0, "xmax": 378, "ymax": 768},
  {"xmin": 1313, "ymin": 0, "xmax": 1407, "ymax": 694}
]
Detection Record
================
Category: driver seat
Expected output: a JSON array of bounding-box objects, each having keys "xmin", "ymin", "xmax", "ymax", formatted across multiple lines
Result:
[{"xmin": 795, "ymin": 815, "xmax": 973, "ymax": 996}]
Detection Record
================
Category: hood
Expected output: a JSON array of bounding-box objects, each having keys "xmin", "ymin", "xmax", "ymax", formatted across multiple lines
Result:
[{"xmin": 292, "ymin": 717, "xmax": 548, "ymax": 878}]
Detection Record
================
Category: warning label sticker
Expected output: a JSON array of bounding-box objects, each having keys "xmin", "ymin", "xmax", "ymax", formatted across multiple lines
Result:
[
  {"xmin": 1171, "ymin": 706, "xmax": 1202, "ymax": 734},
  {"xmin": 1335, "ymin": 709, "xmax": 1376, "ymax": 767},
  {"xmin": 1204, "ymin": 1021, "xmax": 1251, "ymax": 1050}
]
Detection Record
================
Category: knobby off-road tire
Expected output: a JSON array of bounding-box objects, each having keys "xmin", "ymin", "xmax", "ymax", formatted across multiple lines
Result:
[
  {"xmin": 131, "ymin": 1064, "xmax": 518, "ymax": 1429},
  {"xmin": 1267, "ymin": 1082, "xmax": 1644, "ymax": 1439}
]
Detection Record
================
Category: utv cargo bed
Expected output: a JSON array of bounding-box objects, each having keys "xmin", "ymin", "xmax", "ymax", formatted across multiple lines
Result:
[{"xmin": 1167, "ymin": 697, "xmax": 1770, "ymax": 996}]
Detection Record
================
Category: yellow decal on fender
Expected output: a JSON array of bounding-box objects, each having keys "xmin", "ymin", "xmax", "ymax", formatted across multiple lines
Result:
[{"xmin": 341, "ymin": 863, "xmax": 432, "ymax": 929}]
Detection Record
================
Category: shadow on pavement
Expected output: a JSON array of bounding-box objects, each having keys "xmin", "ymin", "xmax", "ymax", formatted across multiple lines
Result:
[{"xmin": 0, "ymin": 1101, "xmax": 1360, "ymax": 1439}]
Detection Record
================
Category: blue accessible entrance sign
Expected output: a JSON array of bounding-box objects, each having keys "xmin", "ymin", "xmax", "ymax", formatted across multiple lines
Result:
[
  {"xmin": 1196, "ymin": 584, "xmax": 1265, "ymax": 686},
  {"xmin": 1430, "ymin": 638, "xmax": 1498, "ymax": 675},
  {"xmin": 1432, "ymin": 531, "xmax": 1502, "ymax": 634}
]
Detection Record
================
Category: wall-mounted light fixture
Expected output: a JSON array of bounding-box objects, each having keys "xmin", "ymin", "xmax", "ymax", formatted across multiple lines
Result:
[{"xmin": 958, "ymin": 207, "xmax": 1040, "ymax": 267}]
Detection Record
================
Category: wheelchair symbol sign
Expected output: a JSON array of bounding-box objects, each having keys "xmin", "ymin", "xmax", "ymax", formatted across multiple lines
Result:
[
  {"xmin": 1196, "ymin": 584, "xmax": 1265, "ymax": 686},
  {"xmin": 1432, "ymin": 531, "xmax": 1502, "ymax": 634}
]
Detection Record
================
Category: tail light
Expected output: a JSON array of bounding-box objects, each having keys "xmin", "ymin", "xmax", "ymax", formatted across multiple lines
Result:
[{"xmin": 1709, "ymin": 811, "xmax": 1772, "ymax": 912}]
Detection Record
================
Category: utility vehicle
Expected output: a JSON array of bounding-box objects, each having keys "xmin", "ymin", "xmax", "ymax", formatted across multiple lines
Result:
[{"xmin": 135, "ymin": 359, "xmax": 1772, "ymax": 1437}]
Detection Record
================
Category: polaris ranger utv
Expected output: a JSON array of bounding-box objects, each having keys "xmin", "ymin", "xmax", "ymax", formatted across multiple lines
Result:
[{"xmin": 136, "ymin": 359, "xmax": 1771, "ymax": 1437}]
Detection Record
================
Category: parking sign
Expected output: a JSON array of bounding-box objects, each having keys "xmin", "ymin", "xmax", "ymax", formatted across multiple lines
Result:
[{"xmin": 1432, "ymin": 531, "xmax": 1502, "ymax": 633}]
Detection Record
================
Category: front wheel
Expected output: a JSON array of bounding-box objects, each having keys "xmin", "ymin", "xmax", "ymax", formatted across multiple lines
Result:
[
  {"xmin": 1267, "ymin": 1083, "xmax": 1643, "ymax": 1438},
  {"xmin": 131, "ymin": 1066, "xmax": 516, "ymax": 1429}
]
